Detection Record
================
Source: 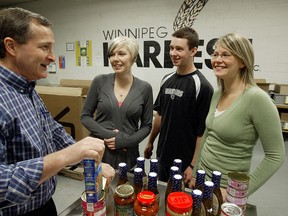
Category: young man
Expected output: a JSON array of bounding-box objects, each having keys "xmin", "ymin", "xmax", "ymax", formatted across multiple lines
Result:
[
  {"xmin": 144, "ymin": 27, "xmax": 213, "ymax": 184},
  {"xmin": 0, "ymin": 8, "xmax": 115, "ymax": 215}
]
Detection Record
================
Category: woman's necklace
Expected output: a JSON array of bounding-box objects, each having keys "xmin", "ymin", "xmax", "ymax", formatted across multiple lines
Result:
[{"xmin": 119, "ymin": 91, "xmax": 124, "ymax": 97}]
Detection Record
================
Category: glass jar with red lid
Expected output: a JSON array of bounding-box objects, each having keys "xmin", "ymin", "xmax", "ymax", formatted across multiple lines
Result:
[
  {"xmin": 166, "ymin": 192, "xmax": 193, "ymax": 216},
  {"xmin": 134, "ymin": 191, "xmax": 159, "ymax": 216}
]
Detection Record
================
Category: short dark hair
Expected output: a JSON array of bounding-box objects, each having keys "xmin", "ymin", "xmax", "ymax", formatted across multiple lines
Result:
[
  {"xmin": 0, "ymin": 7, "xmax": 52, "ymax": 58},
  {"xmin": 172, "ymin": 27, "xmax": 199, "ymax": 50}
]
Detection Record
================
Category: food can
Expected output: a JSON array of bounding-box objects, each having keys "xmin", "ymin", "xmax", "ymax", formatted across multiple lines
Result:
[
  {"xmin": 227, "ymin": 172, "xmax": 250, "ymax": 190},
  {"xmin": 221, "ymin": 202, "xmax": 242, "ymax": 216},
  {"xmin": 81, "ymin": 191, "xmax": 106, "ymax": 216},
  {"xmin": 83, "ymin": 159, "xmax": 103, "ymax": 202}
]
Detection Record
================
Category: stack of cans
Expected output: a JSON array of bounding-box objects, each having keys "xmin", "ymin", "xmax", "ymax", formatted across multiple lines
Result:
[
  {"xmin": 226, "ymin": 171, "xmax": 250, "ymax": 213},
  {"xmin": 83, "ymin": 159, "xmax": 103, "ymax": 210}
]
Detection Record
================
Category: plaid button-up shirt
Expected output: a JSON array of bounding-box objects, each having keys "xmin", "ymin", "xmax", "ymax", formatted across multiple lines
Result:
[{"xmin": 0, "ymin": 66, "xmax": 75, "ymax": 215}]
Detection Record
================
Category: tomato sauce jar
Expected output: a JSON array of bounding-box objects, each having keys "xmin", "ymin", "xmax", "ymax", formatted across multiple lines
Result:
[
  {"xmin": 134, "ymin": 190, "xmax": 159, "ymax": 216},
  {"xmin": 114, "ymin": 184, "xmax": 136, "ymax": 215}
]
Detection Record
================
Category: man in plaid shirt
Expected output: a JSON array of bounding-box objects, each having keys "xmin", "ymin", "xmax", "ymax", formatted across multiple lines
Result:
[{"xmin": 0, "ymin": 7, "xmax": 115, "ymax": 216}]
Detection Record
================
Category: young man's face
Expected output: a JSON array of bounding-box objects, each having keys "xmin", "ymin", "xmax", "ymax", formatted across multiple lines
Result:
[
  {"xmin": 169, "ymin": 37, "xmax": 195, "ymax": 68},
  {"xmin": 12, "ymin": 20, "xmax": 55, "ymax": 81}
]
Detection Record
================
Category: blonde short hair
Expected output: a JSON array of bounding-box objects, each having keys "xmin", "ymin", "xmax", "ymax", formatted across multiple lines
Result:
[{"xmin": 108, "ymin": 36, "xmax": 139, "ymax": 62}]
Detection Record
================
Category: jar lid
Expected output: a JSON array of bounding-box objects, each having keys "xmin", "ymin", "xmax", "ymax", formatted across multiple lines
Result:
[
  {"xmin": 137, "ymin": 191, "xmax": 156, "ymax": 205},
  {"xmin": 115, "ymin": 184, "xmax": 134, "ymax": 198},
  {"xmin": 167, "ymin": 192, "xmax": 192, "ymax": 213}
]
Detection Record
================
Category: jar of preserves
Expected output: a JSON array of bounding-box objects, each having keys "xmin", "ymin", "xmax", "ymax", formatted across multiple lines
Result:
[
  {"xmin": 166, "ymin": 192, "xmax": 192, "ymax": 216},
  {"xmin": 114, "ymin": 184, "xmax": 136, "ymax": 216},
  {"xmin": 134, "ymin": 191, "xmax": 159, "ymax": 216}
]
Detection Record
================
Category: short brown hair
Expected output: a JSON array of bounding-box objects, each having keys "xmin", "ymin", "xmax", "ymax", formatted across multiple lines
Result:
[
  {"xmin": 172, "ymin": 27, "xmax": 199, "ymax": 50},
  {"xmin": 0, "ymin": 7, "xmax": 52, "ymax": 58}
]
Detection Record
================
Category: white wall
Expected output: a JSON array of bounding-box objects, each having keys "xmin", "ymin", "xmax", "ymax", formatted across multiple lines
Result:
[{"xmin": 15, "ymin": 0, "xmax": 288, "ymax": 97}]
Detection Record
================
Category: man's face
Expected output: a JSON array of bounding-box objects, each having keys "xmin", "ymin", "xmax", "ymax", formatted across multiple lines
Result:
[
  {"xmin": 169, "ymin": 37, "xmax": 194, "ymax": 68},
  {"xmin": 13, "ymin": 20, "xmax": 55, "ymax": 81}
]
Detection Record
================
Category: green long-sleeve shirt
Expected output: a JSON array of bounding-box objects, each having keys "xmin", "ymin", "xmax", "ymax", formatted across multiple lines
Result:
[{"xmin": 195, "ymin": 86, "xmax": 285, "ymax": 195}]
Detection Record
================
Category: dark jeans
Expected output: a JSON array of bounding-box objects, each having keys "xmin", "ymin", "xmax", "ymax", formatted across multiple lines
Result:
[
  {"xmin": 158, "ymin": 160, "xmax": 169, "ymax": 182},
  {"xmin": 20, "ymin": 198, "xmax": 57, "ymax": 216}
]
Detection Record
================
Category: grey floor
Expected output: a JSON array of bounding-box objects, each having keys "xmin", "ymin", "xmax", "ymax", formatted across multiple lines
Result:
[{"xmin": 53, "ymin": 137, "xmax": 288, "ymax": 216}]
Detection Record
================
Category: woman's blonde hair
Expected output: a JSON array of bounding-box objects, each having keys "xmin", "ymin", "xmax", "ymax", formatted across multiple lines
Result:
[
  {"xmin": 108, "ymin": 36, "xmax": 139, "ymax": 62},
  {"xmin": 215, "ymin": 33, "xmax": 256, "ymax": 92}
]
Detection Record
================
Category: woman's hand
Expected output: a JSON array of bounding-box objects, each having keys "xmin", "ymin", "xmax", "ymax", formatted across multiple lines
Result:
[
  {"xmin": 104, "ymin": 137, "xmax": 116, "ymax": 150},
  {"xmin": 103, "ymin": 129, "xmax": 119, "ymax": 150}
]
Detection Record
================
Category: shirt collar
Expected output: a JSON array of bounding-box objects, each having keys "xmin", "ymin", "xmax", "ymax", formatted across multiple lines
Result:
[{"xmin": 0, "ymin": 65, "xmax": 36, "ymax": 94}]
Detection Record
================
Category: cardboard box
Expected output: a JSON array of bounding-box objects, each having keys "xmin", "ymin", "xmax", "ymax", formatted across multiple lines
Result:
[
  {"xmin": 35, "ymin": 84, "xmax": 90, "ymax": 141},
  {"xmin": 60, "ymin": 79, "xmax": 92, "ymax": 95},
  {"xmin": 281, "ymin": 113, "xmax": 288, "ymax": 122},
  {"xmin": 272, "ymin": 93, "xmax": 288, "ymax": 105},
  {"xmin": 274, "ymin": 84, "xmax": 288, "ymax": 95},
  {"xmin": 255, "ymin": 79, "xmax": 270, "ymax": 93}
]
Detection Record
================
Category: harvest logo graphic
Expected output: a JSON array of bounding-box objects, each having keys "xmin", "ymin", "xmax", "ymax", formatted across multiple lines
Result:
[
  {"xmin": 102, "ymin": 0, "xmax": 210, "ymax": 69},
  {"xmin": 173, "ymin": 0, "xmax": 209, "ymax": 30}
]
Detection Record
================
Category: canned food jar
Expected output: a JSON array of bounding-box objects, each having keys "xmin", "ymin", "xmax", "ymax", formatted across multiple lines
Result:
[
  {"xmin": 166, "ymin": 192, "xmax": 192, "ymax": 216},
  {"xmin": 134, "ymin": 191, "xmax": 159, "ymax": 216},
  {"xmin": 81, "ymin": 191, "xmax": 106, "ymax": 216},
  {"xmin": 221, "ymin": 202, "xmax": 242, "ymax": 216},
  {"xmin": 227, "ymin": 172, "xmax": 250, "ymax": 190},
  {"xmin": 114, "ymin": 184, "xmax": 136, "ymax": 216}
]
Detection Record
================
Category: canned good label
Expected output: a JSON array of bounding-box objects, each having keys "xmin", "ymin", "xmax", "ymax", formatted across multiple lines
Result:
[
  {"xmin": 81, "ymin": 192, "xmax": 106, "ymax": 216},
  {"xmin": 115, "ymin": 203, "xmax": 134, "ymax": 216},
  {"xmin": 83, "ymin": 159, "xmax": 103, "ymax": 202},
  {"xmin": 226, "ymin": 185, "xmax": 248, "ymax": 198},
  {"xmin": 226, "ymin": 193, "xmax": 247, "ymax": 206}
]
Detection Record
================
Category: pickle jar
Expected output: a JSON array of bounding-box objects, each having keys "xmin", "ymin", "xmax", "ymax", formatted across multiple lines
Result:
[
  {"xmin": 114, "ymin": 184, "xmax": 136, "ymax": 215},
  {"xmin": 134, "ymin": 190, "xmax": 159, "ymax": 216}
]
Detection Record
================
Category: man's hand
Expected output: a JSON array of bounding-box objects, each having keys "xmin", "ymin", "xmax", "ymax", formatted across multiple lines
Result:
[
  {"xmin": 41, "ymin": 137, "xmax": 105, "ymax": 184},
  {"xmin": 65, "ymin": 136, "xmax": 105, "ymax": 164},
  {"xmin": 101, "ymin": 162, "xmax": 115, "ymax": 185}
]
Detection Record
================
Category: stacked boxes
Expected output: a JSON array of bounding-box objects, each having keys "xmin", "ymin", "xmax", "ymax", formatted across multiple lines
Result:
[
  {"xmin": 273, "ymin": 84, "xmax": 288, "ymax": 105},
  {"xmin": 273, "ymin": 84, "xmax": 288, "ymax": 132},
  {"xmin": 255, "ymin": 79, "xmax": 270, "ymax": 93}
]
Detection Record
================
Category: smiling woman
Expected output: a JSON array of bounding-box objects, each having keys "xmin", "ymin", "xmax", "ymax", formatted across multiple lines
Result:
[
  {"xmin": 193, "ymin": 33, "xmax": 285, "ymax": 199},
  {"xmin": 81, "ymin": 36, "xmax": 154, "ymax": 171}
]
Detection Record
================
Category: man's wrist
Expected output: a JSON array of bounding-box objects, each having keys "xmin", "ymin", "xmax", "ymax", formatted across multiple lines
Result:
[{"xmin": 189, "ymin": 164, "xmax": 194, "ymax": 170}]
